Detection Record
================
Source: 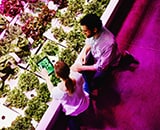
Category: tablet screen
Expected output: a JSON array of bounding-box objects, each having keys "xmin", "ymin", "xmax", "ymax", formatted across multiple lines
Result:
[{"xmin": 37, "ymin": 56, "xmax": 54, "ymax": 75}]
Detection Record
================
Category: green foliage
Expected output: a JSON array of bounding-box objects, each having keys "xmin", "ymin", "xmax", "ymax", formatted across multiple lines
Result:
[
  {"xmin": 0, "ymin": 39, "xmax": 11, "ymax": 56},
  {"xmin": 41, "ymin": 40, "xmax": 59, "ymax": 56},
  {"xmin": 11, "ymin": 34, "xmax": 31, "ymax": 59},
  {"xmin": 25, "ymin": 97, "xmax": 48, "ymax": 122},
  {"xmin": 6, "ymin": 88, "xmax": 28, "ymax": 109},
  {"xmin": 58, "ymin": 47, "xmax": 77, "ymax": 67},
  {"xmin": 55, "ymin": 10, "xmax": 77, "ymax": 27},
  {"xmin": 32, "ymin": 102, "xmax": 48, "ymax": 122},
  {"xmin": 66, "ymin": 24, "xmax": 85, "ymax": 53},
  {"xmin": 0, "ymin": 55, "xmax": 16, "ymax": 71},
  {"xmin": 8, "ymin": 116, "xmax": 32, "ymax": 130},
  {"xmin": 18, "ymin": 71, "xmax": 40, "ymax": 91},
  {"xmin": 0, "ymin": 14, "xmax": 9, "ymax": 33},
  {"xmin": 5, "ymin": 24, "xmax": 23, "ymax": 42},
  {"xmin": 0, "ymin": 81, "xmax": 10, "ymax": 98},
  {"xmin": 55, "ymin": 0, "xmax": 85, "ymax": 27},
  {"xmin": 67, "ymin": 0, "xmax": 85, "ymax": 14},
  {"xmin": 30, "ymin": 37, "xmax": 45, "ymax": 49},
  {"xmin": 0, "ymin": 54, "xmax": 19, "ymax": 80},
  {"xmin": 28, "ymin": 1, "xmax": 46, "ymax": 13},
  {"xmin": 0, "ymin": 0, "xmax": 111, "ymax": 127},
  {"xmin": 0, "ymin": 24, "xmax": 31, "ymax": 58},
  {"xmin": 51, "ymin": 26, "xmax": 67, "ymax": 42},
  {"xmin": 83, "ymin": 0, "xmax": 110, "ymax": 17},
  {"xmin": 36, "ymin": 82, "xmax": 51, "ymax": 103}
]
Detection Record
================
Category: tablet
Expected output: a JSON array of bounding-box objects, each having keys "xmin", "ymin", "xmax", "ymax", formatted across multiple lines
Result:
[{"xmin": 37, "ymin": 56, "xmax": 54, "ymax": 75}]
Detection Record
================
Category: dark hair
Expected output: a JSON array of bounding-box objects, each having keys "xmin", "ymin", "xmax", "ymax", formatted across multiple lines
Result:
[
  {"xmin": 80, "ymin": 13, "xmax": 102, "ymax": 31},
  {"xmin": 54, "ymin": 60, "xmax": 75, "ymax": 94}
]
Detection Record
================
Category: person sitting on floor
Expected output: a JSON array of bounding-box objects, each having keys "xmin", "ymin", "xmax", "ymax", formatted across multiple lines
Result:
[
  {"xmin": 71, "ymin": 13, "xmax": 139, "ymax": 94},
  {"xmin": 71, "ymin": 13, "xmax": 121, "ymax": 94}
]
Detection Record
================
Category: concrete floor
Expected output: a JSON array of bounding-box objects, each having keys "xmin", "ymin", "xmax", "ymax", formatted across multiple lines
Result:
[{"xmin": 79, "ymin": 0, "xmax": 160, "ymax": 130}]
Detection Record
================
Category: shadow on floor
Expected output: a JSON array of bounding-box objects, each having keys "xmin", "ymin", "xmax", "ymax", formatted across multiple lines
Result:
[
  {"xmin": 115, "ymin": 52, "xmax": 139, "ymax": 72},
  {"xmin": 80, "ymin": 53, "xmax": 140, "ymax": 129},
  {"xmin": 48, "ymin": 53, "xmax": 140, "ymax": 130}
]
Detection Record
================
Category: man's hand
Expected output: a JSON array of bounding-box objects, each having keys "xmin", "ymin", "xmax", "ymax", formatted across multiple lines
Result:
[
  {"xmin": 80, "ymin": 43, "xmax": 91, "ymax": 64},
  {"xmin": 81, "ymin": 53, "xmax": 86, "ymax": 65},
  {"xmin": 71, "ymin": 63, "xmax": 83, "ymax": 72}
]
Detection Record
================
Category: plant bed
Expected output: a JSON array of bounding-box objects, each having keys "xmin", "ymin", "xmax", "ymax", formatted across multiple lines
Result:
[
  {"xmin": 0, "ymin": 104, "xmax": 20, "ymax": 129},
  {"xmin": 0, "ymin": 0, "xmax": 111, "ymax": 129}
]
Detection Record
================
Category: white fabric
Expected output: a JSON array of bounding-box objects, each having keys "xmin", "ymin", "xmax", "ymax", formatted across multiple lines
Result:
[
  {"xmin": 85, "ymin": 27, "xmax": 120, "ymax": 71},
  {"xmin": 51, "ymin": 72, "xmax": 89, "ymax": 116}
]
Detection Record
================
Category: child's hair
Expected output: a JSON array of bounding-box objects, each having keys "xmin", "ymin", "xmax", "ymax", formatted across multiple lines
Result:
[
  {"xmin": 54, "ymin": 60, "xmax": 75, "ymax": 94},
  {"xmin": 80, "ymin": 13, "xmax": 102, "ymax": 32}
]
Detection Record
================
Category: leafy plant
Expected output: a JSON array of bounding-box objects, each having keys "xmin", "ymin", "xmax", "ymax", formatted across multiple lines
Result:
[
  {"xmin": 6, "ymin": 88, "xmax": 28, "ymax": 109},
  {"xmin": 19, "ymin": 12, "xmax": 33, "ymax": 24},
  {"xmin": 0, "ymin": 39, "xmax": 10, "ymax": 56},
  {"xmin": 58, "ymin": 47, "xmax": 78, "ymax": 67},
  {"xmin": 67, "ymin": 0, "xmax": 85, "ymax": 15},
  {"xmin": 10, "ymin": 34, "xmax": 31, "ymax": 59},
  {"xmin": 0, "ymin": 14, "xmax": 9, "ymax": 33},
  {"xmin": 0, "ymin": 25, "xmax": 24, "ymax": 56},
  {"xmin": 51, "ymin": 26, "xmax": 67, "ymax": 42},
  {"xmin": 66, "ymin": 24, "xmax": 85, "ymax": 53},
  {"xmin": 18, "ymin": 71, "xmax": 40, "ymax": 91},
  {"xmin": 25, "ymin": 96, "xmax": 48, "ymax": 122},
  {"xmin": 55, "ymin": 10, "xmax": 77, "ymax": 27},
  {"xmin": 21, "ymin": 16, "xmax": 45, "ymax": 40},
  {"xmin": 0, "ymin": 81, "xmax": 10, "ymax": 98},
  {"xmin": 4, "ymin": 24, "xmax": 23, "ymax": 42},
  {"xmin": 41, "ymin": 40, "xmax": 59, "ymax": 56},
  {"xmin": 0, "ymin": 54, "xmax": 19, "ymax": 80},
  {"xmin": 0, "ymin": 24, "xmax": 31, "ymax": 59},
  {"xmin": 8, "ymin": 116, "xmax": 33, "ymax": 130},
  {"xmin": 21, "ymin": 4, "xmax": 55, "ymax": 40},
  {"xmin": 83, "ymin": 0, "xmax": 110, "ymax": 17},
  {"xmin": 55, "ymin": 0, "xmax": 85, "ymax": 27},
  {"xmin": 0, "ymin": 0, "xmax": 24, "ymax": 17},
  {"xmin": 30, "ymin": 37, "xmax": 46, "ymax": 49},
  {"xmin": 32, "ymin": 101, "xmax": 48, "ymax": 122},
  {"xmin": 28, "ymin": 0, "xmax": 46, "ymax": 13},
  {"xmin": 36, "ymin": 82, "xmax": 51, "ymax": 103},
  {"xmin": 0, "ymin": 55, "xmax": 16, "ymax": 71}
]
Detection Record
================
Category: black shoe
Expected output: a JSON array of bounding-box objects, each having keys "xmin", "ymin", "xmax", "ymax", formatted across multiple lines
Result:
[{"xmin": 119, "ymin": 51, "xmax": 139, "ymax": 66}]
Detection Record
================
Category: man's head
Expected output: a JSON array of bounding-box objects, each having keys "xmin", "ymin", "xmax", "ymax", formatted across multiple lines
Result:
[{"xmin": 80, "ymin": 13, "xmax": 102, "ymax": 38}]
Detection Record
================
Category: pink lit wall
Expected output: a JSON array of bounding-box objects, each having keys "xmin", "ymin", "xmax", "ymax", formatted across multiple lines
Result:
[{"xmin": 116, "ymin": 0, "xmax": 150, "ymax": 52}]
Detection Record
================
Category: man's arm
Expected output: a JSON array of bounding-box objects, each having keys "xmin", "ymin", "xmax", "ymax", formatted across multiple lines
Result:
[
  {"xmin": 71, "ymin": 63, "xmax": 97, "ymax": 72},
  {"xmin": 96, "ymin": 42, "xmax": 119, "ymax": 71},
  {"xmin": 79, "ymin": 43, "xmax": 91, "ymax": 64},
  {"xmin": 71, "ymin": 43, "xmax": 94, "ymax": 72}
]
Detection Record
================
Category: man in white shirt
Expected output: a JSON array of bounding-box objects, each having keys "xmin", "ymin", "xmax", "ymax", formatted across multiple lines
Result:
[{"xmin": 71, "ymin": 13, "xmax": 121, "ymax": 94}]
